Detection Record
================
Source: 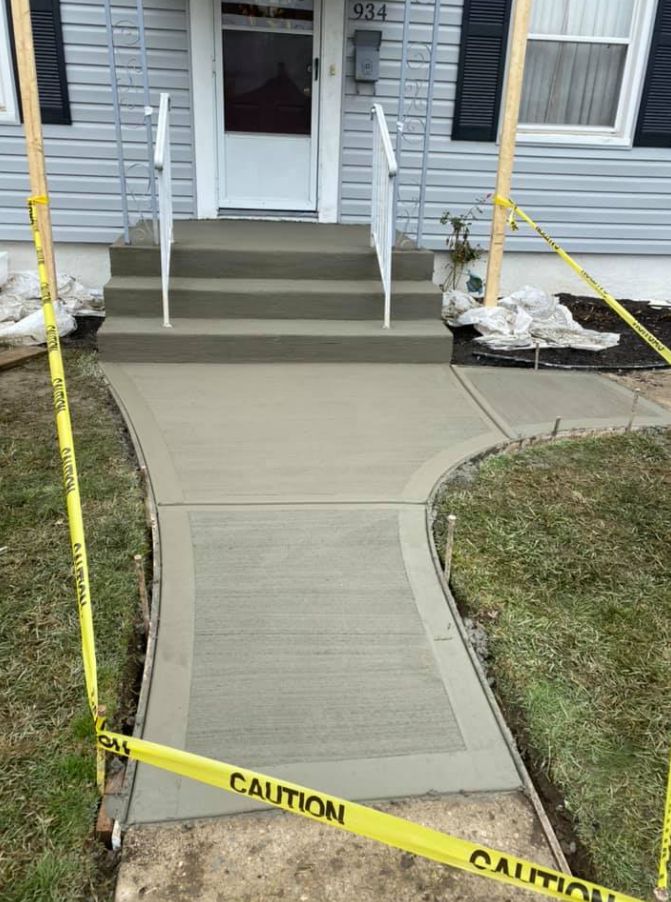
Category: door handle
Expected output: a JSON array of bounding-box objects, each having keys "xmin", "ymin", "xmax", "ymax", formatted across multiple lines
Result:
[{"xmin": 314, "ymin": 57, "xmax": 319, "ymax": 81}]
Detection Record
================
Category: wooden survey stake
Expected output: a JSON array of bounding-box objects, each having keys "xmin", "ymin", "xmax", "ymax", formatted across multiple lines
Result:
[
  {"xmin": 483, "ymin": 0, "xmax": 533, "ymax": 307},
  {"xmin": 10, "ymin": 0, "xmax": 59, "ymax": 305}
]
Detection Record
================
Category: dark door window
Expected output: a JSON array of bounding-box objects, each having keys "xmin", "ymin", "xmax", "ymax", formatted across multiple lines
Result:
[{"xmin": 222, "ymin": 2, "xmax": 314, "ymax": 136}]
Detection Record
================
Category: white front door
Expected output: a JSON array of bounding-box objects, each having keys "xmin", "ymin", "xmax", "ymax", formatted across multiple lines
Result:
[{"xmin": 215, "ymin": 0, "xmax": 321, "ymax": 211}]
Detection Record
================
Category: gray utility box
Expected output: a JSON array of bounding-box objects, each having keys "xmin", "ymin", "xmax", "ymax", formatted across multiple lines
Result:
[{"xmin": 353, "ymin": 30, "xmax": 382, "ymax": 82}]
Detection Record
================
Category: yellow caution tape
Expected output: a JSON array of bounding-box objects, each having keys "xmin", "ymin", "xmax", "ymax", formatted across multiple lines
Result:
[
  {"xmin": 494, "ymin": 195, "xmax": 671, "ymax": 367},
  {"xmin": 27, "ymin": 195, "xmax": 99, "ymax": 720},
  {"xmin": 97, "ymin": 727, "xmax": 643, "ymax": 902},
  {"xmin": 27, "ymin": 195, "xmax": 662, "ymax": 902},
  {"xmin": 658, "ymin": 749, "xmax": 671, "ymax": 897}
]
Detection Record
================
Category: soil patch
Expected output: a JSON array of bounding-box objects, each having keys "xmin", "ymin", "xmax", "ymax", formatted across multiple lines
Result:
[
  {"xmin": 450, "ymin": 295, "xmax": 671, "ymax": 370},
  {"xmin": 610, "ymin": 369, "xmax": 671, "ymax": 413},
  {"xmin": 116, "ymin": 793, "xmax": 558, "ymax": 901}
]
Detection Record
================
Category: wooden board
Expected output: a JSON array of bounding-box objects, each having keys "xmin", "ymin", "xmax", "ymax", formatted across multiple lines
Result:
[{"xmin": 0, "ymin": 346, "xmax": 46, "ymax": 371}]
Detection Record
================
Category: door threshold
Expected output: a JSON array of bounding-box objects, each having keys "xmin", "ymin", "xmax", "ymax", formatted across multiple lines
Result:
[{"xmin": 217, "ymin": 209, "xmax": 319, "ymax": 222}]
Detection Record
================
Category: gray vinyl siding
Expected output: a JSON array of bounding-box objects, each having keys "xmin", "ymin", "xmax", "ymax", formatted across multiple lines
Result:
[
  {"xmin": 339, "ymin": 0, "xmax": 671, "ymax": 254},
  {"xmin": 0, "ymin": 0, "xmax": 194, "ymax": 244}
]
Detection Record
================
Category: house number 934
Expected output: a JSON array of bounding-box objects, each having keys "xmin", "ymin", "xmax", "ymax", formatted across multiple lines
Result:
[{"xmin": 352, "ymin": 2, "xmax": 387, "ymax": 21}]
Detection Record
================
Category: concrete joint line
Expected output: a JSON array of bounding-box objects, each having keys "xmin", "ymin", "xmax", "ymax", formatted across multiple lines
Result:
[{"xmin": 450, "ymin": 366, "xmax": 517, "ymax": 440}]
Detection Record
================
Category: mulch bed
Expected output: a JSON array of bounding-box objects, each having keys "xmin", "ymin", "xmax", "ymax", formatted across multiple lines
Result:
[
  {"xmin": 64, "ymin": 313, "xmax": 105, "ymax": 348},
  {"xmin": 450, "ymin": 294, "xmax": 671, "ymax": 370}
]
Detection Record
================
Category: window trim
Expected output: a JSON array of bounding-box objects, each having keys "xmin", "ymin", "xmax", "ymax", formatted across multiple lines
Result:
[
  {"xmin": 512, "ymin": 0, "xmax": 658, "ymax": 146},
  {"xmin": 0, "ymin": 0, "xmax": 19, "ymax": 123}
]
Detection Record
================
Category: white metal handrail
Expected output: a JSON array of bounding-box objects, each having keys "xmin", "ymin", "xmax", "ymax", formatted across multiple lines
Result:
[
  {"xmin": 370, "ymin": 104, "xmax": 398, "ymax": 329},
  {"xmin": 154, "ymin": 92, "xmax": 173, "ymax": 328}
]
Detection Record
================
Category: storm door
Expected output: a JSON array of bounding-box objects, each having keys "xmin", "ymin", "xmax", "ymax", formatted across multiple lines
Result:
[{"xmin": 216, "ymin": 0, "xmax": 321, "ymax": 210}]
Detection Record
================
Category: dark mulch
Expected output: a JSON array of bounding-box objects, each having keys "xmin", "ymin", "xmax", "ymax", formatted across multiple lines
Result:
[
  {"xmin": 450, "ymin": 295, "xmax": 671, "ymax": 371},
  {"xmin": 63, "ymin": 314, "xmax": 105, "ymax": 349}
]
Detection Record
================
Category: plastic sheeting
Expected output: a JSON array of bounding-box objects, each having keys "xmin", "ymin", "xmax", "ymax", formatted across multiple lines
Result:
[
  {"xmin": 0, "ymin": 272, "xmax": 104, "ymax": 346},
  {"xmin": 443, "ymin": 286, "xmax": 620, "ymax": 352},
  {"xmin": 0, "ymin": 304, "xmax": 76, "ymax": 345}
]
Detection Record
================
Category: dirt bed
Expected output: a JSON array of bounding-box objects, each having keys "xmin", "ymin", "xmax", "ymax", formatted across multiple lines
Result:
[{"xmin": 451, "ymin": 295, "xmax": 671, "ymax": 370}]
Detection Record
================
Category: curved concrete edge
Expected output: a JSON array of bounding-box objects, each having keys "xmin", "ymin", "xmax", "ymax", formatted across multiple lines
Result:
[
  {"xmin": 402, "ymin": 431, "xmax": 505, "ymax": 503},
  {"xmin": 398, "ymin": 506, "xmax": 521, "ymax": 793},
  {"xmin": 128, "ymin": 508, "xmax": 196, "ymax": 823},
  {"xmin": 99, "ymin": 372, "xmax": 163, "ymax": 825},
  {"xmin": 401, "ymin": 366, "xmax": 510, "ymax": 502},
  {"xmin": 422, "ymin": 435, "xmax": 596, "ymax": 876},
  {"xmin": 100, "ymin": 363, "xmax": 185, "ymax": 505},
  {"xmin": 101, "ymin": 368, "xmax": 196, "ymax": 826}
]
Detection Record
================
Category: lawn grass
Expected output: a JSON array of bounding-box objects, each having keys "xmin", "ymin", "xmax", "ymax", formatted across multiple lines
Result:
[
  {"xmin": 0, "ymin": 351, "xmax": 148, "ymax": 901},
  {"xmin": 433, "ymin": 430, "xmax": 671, "ymax": 899}
]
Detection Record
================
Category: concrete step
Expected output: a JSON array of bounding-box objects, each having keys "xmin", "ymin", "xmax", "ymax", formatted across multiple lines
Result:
[
  {"xmin": 104, "ymin": 276, "xmax": 442, "ymax": 320},
  {"xmin": 98, "ymin": 318, "xmax": 453, "ymax": 364},
  {"xmin": 110, "ymin": 245, "xmax": 435, "ymax": 281},
  {"xmin": 110, "ymin": 220, "xmax": 433, "ymax": 281}
]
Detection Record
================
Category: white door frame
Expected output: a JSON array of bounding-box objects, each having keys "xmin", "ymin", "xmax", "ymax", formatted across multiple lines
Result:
[
  {"xmin": 189, "ymin": 0, "xmax": 345, "ymax": 221},
  {"xmin": 214, "ymin": 0, "xmax": 321, "ymax": 211}
]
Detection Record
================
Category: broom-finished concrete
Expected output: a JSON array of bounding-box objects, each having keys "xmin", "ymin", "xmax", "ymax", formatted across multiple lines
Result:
[{"xmin": 101, "ymin": 361, "xmax": 671, "ymax": 824}]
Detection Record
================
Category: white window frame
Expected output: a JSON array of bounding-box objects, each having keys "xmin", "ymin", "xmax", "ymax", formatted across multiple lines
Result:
[
  {"xmin": 0, "ymin": 0, "xmax": 19, "ymax": 124},
  {"xmin": 515, "ymin": 0, "xmax": 658, "ymax": 147}
]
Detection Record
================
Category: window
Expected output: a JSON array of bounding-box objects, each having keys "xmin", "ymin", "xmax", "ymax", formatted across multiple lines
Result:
[
  {"xmin": 4, "ymin": 0, "xmax": 71, "ymax": 126},
  {"xmin": 0, "ymin": 0, "xmax": 19, "ymax": 123},
  {"xmin": 518, "ymin": 0, "xmax": 657, "ymax": 143}
]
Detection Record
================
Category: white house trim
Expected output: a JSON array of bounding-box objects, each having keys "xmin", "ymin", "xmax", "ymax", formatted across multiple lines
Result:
[
  {"xmin": 189, "ymin": 0, "xmax": 219, "ymax": 218},
  {"xmin": 318, "ymin": 0, "xmax": 345, "ymax": 222},
  {"xmin": 188, "ymin": 0, "xmax": 345, "ymax": 221}
]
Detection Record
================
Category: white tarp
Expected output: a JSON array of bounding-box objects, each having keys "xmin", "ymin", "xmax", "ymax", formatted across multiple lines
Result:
[
  {"xmin": 0, "ymin": 304, "xmax": 76, "ymax": 345},
  {"xmin": 0, "ymin": 272, "xmax": 104, "ymax": 346},
  {"xmin": 443, "ymin": 286, "xmax": 620, "ymax": 352}
]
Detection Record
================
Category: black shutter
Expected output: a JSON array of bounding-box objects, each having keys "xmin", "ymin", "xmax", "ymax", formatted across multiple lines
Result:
[
  {"xmin": 5, "ymin": 0, "xmax": 71, "ymax": 125},
  {"xmin": 635, "ymin": 0, "xmax": 671, "ymax": 147},
  {"xmin": 452, "ymin": 0, "xmax": 513, "ymax": 142}
]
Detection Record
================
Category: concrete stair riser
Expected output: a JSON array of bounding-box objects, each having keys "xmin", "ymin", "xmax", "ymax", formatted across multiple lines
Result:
[
  {"xmin": 97, "ymin": 320, "xmax": 453, "ymax": 364},
  {"xmin": 98, "ymin": 334, "xmax": 452, "ymax": 363},
  {"xmin": 104, "ymin": 278, "xmax": 442, "ymax": 320},
  {"xmin": 109, "ymin": 246, "xmax": 435, "ymax": 282}
]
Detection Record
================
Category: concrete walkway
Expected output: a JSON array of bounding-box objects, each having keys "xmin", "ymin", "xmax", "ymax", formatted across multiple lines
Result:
[{"xmin": 102, "ymin": 362, "xmax": 670, "ymax": 825}]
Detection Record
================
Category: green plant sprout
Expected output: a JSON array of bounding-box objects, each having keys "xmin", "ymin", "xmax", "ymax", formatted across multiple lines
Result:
[{"xmin": 440, "ymin": 195, "xmax": 490, "ymax": 292}]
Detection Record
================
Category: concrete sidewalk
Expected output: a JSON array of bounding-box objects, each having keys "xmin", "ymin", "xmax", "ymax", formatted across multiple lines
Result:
[
  {"xmin": 101, "ymin": 361, "xmax": 670, "ymax": 831},
  {"xmin": 115, "ymin": 792, "xmax": 558, "ymax": 901}
]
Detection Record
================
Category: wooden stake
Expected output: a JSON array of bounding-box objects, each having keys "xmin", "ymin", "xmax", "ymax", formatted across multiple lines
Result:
[
  {"xmin": 626, "ymin": 389, "xmax": 640, "ymax": 433},
  {"xmin": 483, "ymin": 0, "xmax": 533, "ymax": 308},
  {"xmin": 134, "ymin": 554, "xmax": 150, "ymax": 633},
  {"xmin": 443, "ymin": 514, "xmax": 457, "ymax": 583},
  {"xmin": 96, "ymin": 704, "xmax": 107, "ymax": 794},
  {"xmin": 10, "ymin": 0, "xmax": 59, "ymax": 305}
]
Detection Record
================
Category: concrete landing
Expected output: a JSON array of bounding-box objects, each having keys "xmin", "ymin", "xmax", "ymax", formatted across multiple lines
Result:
[{"xmin": 102, "ymin": 361, "xmax": 671, "ymax": 827}]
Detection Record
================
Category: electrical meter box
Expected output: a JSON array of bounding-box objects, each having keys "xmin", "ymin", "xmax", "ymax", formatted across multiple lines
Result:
[{"xmin": 353, "ymin": 30, "xmax": 382, "ymax": 82}]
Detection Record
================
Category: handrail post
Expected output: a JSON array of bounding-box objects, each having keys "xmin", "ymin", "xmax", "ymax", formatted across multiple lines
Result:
[
  {"xmin": 155, "ymin": 93, "xmax": 172, "ymax": 328},
  {"xmin": 370, "ymin": 104, "xmax": 397, "ymax": 329}
]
